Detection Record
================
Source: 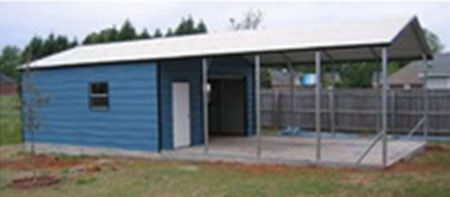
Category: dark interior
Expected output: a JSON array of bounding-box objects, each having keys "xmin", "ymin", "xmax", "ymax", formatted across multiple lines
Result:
[{"xmin": 208, "ymin": 78, "xmax": 246, "ymax": 136}]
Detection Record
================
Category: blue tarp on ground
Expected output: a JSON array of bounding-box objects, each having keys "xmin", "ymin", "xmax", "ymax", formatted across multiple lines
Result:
[{"xmin": 279, "ymin": 127, "xmax": 450, "ymax": 142}]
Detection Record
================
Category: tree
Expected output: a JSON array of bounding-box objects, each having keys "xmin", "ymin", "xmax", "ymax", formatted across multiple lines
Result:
[
  {"xmin": 22, "ymin": 36, "xmax": 44, "ymax": 61},
  {"xmin": 196, "ymin": 20, "xmax": 208, "ymax": 33},
  {"xmin": 338, "ymin": 63, "xmax": 377, "ymax": 88},
  {"xmin": 140, "ymin": 28, "xmax": 151, "ymax": 39},
  {"xmin": 175, "ymin": 17, "xmax": 194, "ymax": 35},
  {"xmin": 172, "ymin": 16, "xmax": 208, "ymax": 36},
  {"xmin": 117, "ymin": 20, "xmax": 137, "ymax": 41},
  {"xmin": 229, "ymin": 9, "xmax": 271, "ymax": 88},
  {"xmin": 229, "ymin": 9, "xmax": 263, "ymax": 31},
  {"xmin": 0, "ymin": 45, "xmax": 22, "ymax": 79},
  {"xmin": 165, "ymin": 28, "xmax": 174, "ymax": 37},
  {"xmin": 153, "ymin": 29, "xmax": 163, "ymax": 38},
  {"xmin": 82, "ymin": 32, "xmax": 100, "ymax": 45},
  {"xmin": 83, "ymin": 26, "xmax": 120, "ymax": 45},
  {"xmin": 424, "ymin": 28, "xmax": 444, "ymax": 54},
  {"xmin": 23, "ymin": 34, "xmax": 76, "ymax": 60},
  {"xmin": 23, "ymin": 57, "xmax": 50, "ymax": 182}
]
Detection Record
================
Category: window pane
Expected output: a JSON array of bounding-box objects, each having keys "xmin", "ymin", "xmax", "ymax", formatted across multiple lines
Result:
[
  {"xmin": 89, "ymin": 82, "xmax": 109, "ymax": 110},
  {"xmin": 90, "ymin": 97, "xmax": 108, "ymax": 109},
  {"xmin": 91, "ymin": 82, "xmax": 108, "ymax": 94}
]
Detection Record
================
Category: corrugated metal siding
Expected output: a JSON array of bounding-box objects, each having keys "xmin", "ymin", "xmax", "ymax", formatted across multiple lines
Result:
[
  {"xmin": 209, "ymin": 57, "xmax": 254, "ymax": 135},
  {"xmin": 160, "ymin": 59, "xmax": 203, "ymax": 149},
  {"xmin": 22, "ymin": 62, "xmax": 159, "ymax": 151}
]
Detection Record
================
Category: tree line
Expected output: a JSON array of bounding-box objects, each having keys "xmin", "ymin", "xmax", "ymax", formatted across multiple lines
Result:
[{"xmin": 0, "ymin": 16, "xmax": 208, "ymax": 80}]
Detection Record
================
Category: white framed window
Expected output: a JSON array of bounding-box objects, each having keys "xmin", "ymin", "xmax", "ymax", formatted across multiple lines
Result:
[{"xmin": 89, "ymin": 82, "xmax": 109, "ymax": 111}]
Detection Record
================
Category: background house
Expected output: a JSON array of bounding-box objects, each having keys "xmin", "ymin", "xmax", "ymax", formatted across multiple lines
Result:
[
  {"xmin": 387, "ymin": 61, "xmax": 423, "ymax": 90},
  {"xmin": 271, "ymin": 70, "xmax": 340, "ymax": 89},
  {"xmin": 0, "ymin": 73, "xmax": 16, "ymax": 95},
  {"xmin": 270, "ymin": 70, "xmax": 302, "ymax": 89},
  {"xmin": 426, "ymin": 52, "xmax": 450, "ymax": 89},
  {"xmin": 385, "ymin": 52, "xmax": 450, "ymax": 90}
]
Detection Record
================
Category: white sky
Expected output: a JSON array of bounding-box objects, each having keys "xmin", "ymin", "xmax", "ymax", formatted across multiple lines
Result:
[{"xmin": 1, "ymin": 1, "xmax": 449, "ymax": 52}]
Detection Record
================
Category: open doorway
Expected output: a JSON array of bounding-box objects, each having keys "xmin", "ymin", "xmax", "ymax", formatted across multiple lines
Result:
[{"xmin": 208, "ymin": 77, "xmax": 246, "ymax": 136}]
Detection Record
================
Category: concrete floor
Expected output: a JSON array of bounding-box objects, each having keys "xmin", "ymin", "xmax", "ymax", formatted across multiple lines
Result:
[
  {"xmin": 26, "ymin": 136, "xmax": 426, "ymax": 169},
  {"xmin": 165, "ymin": 136, "xmax": 426, "ymax": 169}
]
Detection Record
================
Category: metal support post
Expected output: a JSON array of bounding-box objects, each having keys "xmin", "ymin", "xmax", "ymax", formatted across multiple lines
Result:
[
  {"xmin": 381, "ymin": 47, "xmax": 388, "ymax": 167},
  {"xmin": 202, "ymin": 58, "xmax": 209, "ymax": 154},
  {"xmin": 255, "ymin": 55, "xmax": 262, "ymax": 157},
  {"xmin": 289, "ymin": 62, "xmax": 295, "ymax": 129},
  {"xmin": 315, "ymin": 51, "xmax": 322, "ymax": 162}
]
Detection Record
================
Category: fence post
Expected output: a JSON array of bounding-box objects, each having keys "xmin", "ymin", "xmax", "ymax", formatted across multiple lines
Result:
[
  {"xmin": 375, "ymin": 90, "xmax": 380, "ymax": 133},
  {"xmin": 329, "ymin": 87, "xmax": 335, "ymax": 137},
  {"xmin": 274, "ymin": 89, "xmax": 279, "ymax": 129},
  {"xmin": 390, "ymin": 90, "xmax": 396, "ymax": 134}
]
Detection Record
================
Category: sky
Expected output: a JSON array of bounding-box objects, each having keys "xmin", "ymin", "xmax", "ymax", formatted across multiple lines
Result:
[{"xmin": 1, "ymin": 1, "xmax": 450, "ymax": 52}]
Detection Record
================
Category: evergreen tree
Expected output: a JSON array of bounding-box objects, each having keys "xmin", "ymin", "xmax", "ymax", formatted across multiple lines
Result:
[
  {"xmin": 174, "ymin": 16, "xmax": 197, "ymax": 36},
  {"xmin": 22, "ymin": 36, "xmax": 44, "ymax": 61},
  {"xmin": 100, "ymin": 27, "xmax": 119, "ymax": 42},
  {"xmin": 153, "ymin": 29, "xmax": 163, "ymax": 38},
  {"xmin": 196, "ymin": 20, "xmax": 208, "ymax": 33},
  {"xmin": 40, "ymin": 33, "xmax": 56, "ymax": 58},
  {"xmin": 140, "ymin": 28, "xmax": 151, "ymax": 39},
  {"xmin": 70, "ymin": 38, "xmax": 78, "ymax": 47},
  {"xmin": 82, "ymin": 32, "xmax": 98, "ymax": 45},
  {"xmin": 118, "ymin": 19, "xmax": 137, "ymax": 41},
  {"xmin": 166, "ymin": 28, "xmax": 174, "ymax": 37},
  {"xmin": 55, "ymin": 35, "xmax": 70, "ymax": 52}
]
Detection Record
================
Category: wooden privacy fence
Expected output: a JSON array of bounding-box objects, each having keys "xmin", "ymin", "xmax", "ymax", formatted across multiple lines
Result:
[{"xmin": 261, "ymin": 89, "xmax": 450, "ymax": 135}]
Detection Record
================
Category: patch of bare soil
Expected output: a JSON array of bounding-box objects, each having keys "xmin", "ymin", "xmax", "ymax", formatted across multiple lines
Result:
[
  {"xmin": 425, "ymin": 144, "xmax": 449, "ymax": 152},
  {"xmin": 10, "ymin": 175, "xmax": 60, "ymax": 189},
  {"xmin": 209, "ymin": 161, "xmax": 329, "ymax": 175},
  {"xmin": 0, "ymin": 154, "xmax": 84, "ymax": 171}
]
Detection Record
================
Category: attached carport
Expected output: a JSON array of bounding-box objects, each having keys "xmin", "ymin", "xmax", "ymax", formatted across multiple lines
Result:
[{"xmin": 194, "ymin": 15, "xmax": 431, "ymax": 168}]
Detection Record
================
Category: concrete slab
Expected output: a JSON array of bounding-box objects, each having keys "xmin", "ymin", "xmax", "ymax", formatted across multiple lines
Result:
[
  {"xmin": 164, "ymin": 136, "xmax": 426, "ymax": 169},
  {"xmin": 25, "ymin": 136, "xmax": 426, "ymax": 169}
]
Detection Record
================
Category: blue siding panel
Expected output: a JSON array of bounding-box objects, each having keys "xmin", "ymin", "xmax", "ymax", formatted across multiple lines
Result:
[
  {"xmin": 160, "ymin": 59, "xmax": 203, "ymax": 150},
  {"xmin": 22, "ymin": 62, "xmax": 159, "ymax": 151}
]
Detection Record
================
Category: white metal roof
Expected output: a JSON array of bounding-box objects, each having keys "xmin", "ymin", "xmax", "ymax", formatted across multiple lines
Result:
[{"xmin": 26, "ymin": 15, "xmax": 431, "ymax": 69}]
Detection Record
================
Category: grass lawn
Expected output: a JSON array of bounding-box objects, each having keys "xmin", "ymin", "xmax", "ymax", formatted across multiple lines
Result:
[
  {"xmin": 0, "ymin": 95, "xmax": 22, "ymax": 146},
  {"xmin": 0, "ymin": 143, "xmax": 449, "ymax": 197}
]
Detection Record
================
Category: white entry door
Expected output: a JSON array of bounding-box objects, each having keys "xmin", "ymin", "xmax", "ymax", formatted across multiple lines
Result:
[{"xmin": 172, "ymin": 82, "xmax": 191, "ymax": 148}]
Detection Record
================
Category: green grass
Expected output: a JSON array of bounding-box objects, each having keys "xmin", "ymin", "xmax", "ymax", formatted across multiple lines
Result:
[
  {"xmin": 1, "ymin": 143, "xmax": 449, "ymax": 197},
  {"xmin": 0, "ymin": 96, "xmax": 22, "ymax": 146}
]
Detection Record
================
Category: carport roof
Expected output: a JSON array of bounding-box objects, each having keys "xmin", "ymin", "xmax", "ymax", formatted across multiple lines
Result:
[{"xmin": 24, "ymin": 15, "xmax": 431, "ymax": 69}]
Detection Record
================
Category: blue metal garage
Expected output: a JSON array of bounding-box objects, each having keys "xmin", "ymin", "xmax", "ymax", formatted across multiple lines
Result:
[{"xmin": 21, "ymin": 16, "xmax": 431, "ymax": 168}]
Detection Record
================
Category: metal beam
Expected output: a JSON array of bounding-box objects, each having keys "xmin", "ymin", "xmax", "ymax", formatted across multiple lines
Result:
[
  {"xmin": 369, "ymin": 47, "xmax": 381, "ymax": 60},
  {"xmin": 202, "ymin": 58, "xmax": 209, "ymax": 154},
  {"xmin": 381, "ymin": 47, "xmax": 388, "ymax": 167},
  {"xmin": 255, "ymin": 55, "xmax": 262, "ymax": 157},
  {"xmin": 407, "ymin": 117, "xmax": 426, "ymax": 139},
  {"xmin": 355, "ymin": 131, "xmax": 383, "ymax": 165},
  {"xmin": 315, "ymin": 51, "xmax": 322, "ymax": 162},
  {"xmin": 323, "ymin": 50, "xmax": 336, "ymax": 63}
]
